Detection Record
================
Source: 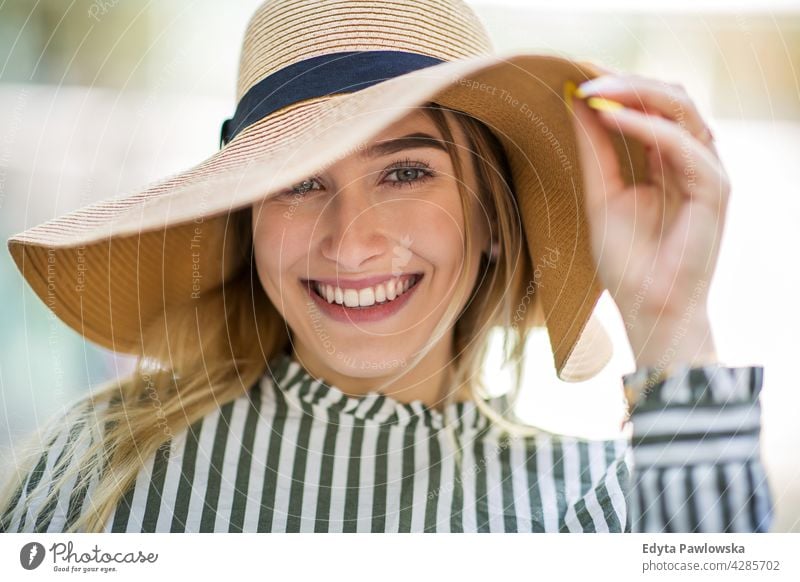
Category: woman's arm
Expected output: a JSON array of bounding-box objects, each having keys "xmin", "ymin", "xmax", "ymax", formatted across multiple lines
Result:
[
  {"xmin": 566, "ymin": 66, "xmax": 773, "ymax": 533},
  {"xmin": 622, "ymin": 363, "xmax": 773, "ymax": 533}
]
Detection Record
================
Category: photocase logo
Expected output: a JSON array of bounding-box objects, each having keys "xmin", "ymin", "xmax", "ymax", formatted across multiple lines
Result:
[
  {"xmin": 20, "ymin": 542, "xmax": 46, "ymax": 570},
  {"xmin": 391, "ymin": 234, "xmax": 413, "ymax": 276}
]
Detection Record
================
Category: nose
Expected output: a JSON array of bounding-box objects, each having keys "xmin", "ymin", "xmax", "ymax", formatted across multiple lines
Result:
[{"xmin": 319, "ymin": 187, "xmax": 389, "ymax": 272}]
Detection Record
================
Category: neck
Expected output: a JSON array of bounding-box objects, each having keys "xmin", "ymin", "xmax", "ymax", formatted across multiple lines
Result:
[{"xmin": 290, "ymin": 337, "xmax": 470, "ymax": 409}]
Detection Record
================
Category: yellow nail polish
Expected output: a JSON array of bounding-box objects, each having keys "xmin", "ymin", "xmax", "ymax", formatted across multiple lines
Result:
[
  {"xmin": 573, "ymin": 86, "xmax": 588, "ymax": 99},
  {"xmin": 585, "ymin": 96, "xmax": 625, "ymax": 112},
  {"xmin": 563, "ymin": 80, "xmax": 577, "ymax": 113}
]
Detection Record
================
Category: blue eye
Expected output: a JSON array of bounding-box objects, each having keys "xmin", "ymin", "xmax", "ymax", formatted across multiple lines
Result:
[
  {"xmin": 284, "ymin": 178, "xmax": 322, "ymax": 197},
  {"xmin": 386, "ymin": 167, "xmax": 429, "ymax": 184},
  {"xmin": 383, "ymin": 160, "xmax": 435, "ymax": 188}
]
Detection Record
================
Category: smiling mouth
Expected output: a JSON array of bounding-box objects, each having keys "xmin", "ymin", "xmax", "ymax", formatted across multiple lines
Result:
[{"xmin": 305, "ymin": 273, "xmax": 423, "ymax": 309}]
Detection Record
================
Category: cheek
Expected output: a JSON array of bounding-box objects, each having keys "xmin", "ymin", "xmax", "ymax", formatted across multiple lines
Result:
[
  {"xmin": 405, "ymin": 199, "xmax": 466, "ymax": 265},
  {"xmin": 251, "ymin": 206, "xmax": 314, "ymax": 288}
]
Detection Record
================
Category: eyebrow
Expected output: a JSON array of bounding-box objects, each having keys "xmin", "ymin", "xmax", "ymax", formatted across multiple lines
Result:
[{"xmin": 358, "ymin": 132, "xmax": 449, "ymax": 159}]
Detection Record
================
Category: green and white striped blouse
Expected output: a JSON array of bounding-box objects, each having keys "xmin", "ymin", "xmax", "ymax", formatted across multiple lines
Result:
[{"xmin": 1, "ymin": 352, "xmax": 773, "ymax": 533}]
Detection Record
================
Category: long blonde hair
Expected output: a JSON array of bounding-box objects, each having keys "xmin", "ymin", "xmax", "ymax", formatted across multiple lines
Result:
[{"xmin": 0, "ymin": 102, "xmax": 550, "ymax": 533}]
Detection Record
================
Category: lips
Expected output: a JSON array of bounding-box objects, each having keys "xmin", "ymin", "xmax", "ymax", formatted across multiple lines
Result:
[
  {"xmin": 302, "ymin": 272, "xmax": 423, "ymax": 323},
  {"xmin": 307, "ymin": 274, "xmax": 422, "ymax": 308}
]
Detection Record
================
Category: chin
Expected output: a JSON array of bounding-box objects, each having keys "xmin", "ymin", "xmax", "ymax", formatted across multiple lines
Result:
[{"xmin": 327, "ymin": 348, "xmax": 412, "ymax": 377}]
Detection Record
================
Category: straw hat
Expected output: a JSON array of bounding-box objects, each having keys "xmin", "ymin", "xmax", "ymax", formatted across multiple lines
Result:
[{"xmin": 6, "ymin": 0, "xmax": 647, "ymax": 382}]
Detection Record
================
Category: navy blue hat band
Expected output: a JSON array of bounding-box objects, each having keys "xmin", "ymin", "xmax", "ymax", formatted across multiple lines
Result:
[{"xmin": 219, "ymin": 50, "xmax": 447, "ymax": 148}]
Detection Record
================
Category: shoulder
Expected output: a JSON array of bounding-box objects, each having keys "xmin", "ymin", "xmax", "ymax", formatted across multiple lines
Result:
[{"xmin": 0, "ymin": 395, "xmax": 109, "ymax": 533}]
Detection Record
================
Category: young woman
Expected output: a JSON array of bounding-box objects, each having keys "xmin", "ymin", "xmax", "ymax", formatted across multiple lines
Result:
[{"xmin": 1, "ymin": 0, "xmax": 773, "ymax": 533}]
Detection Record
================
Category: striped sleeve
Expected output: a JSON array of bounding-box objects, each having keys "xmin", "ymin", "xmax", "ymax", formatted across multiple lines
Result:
[
  {"xmin": 0, "ymin": 400, "xmax": 102, "ymax": 533},
  {"xmin": 622, "ymin": 364, "xmax": 773, "ymax": 533}
]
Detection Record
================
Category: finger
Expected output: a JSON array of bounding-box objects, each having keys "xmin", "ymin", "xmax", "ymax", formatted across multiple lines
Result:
[
  {"xmin": 567, "ymin": 84, "xmax": 626, "ymax": 216},
  {"xmin": 576, "ymin": 75, "xmax": 719, "ymax": 159},
  {"xmin": 593, "ymin": 105, "xmax": 729, "ymax": 210}
]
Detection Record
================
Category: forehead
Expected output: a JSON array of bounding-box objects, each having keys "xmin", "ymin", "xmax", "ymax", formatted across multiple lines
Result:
[
  {"xmin": 369, "ymin": 108, "xmax": 439, "ymax": 139},
  {"xmin": 355, "ymin": 106, "xmax": 467, "ymax": 159}
]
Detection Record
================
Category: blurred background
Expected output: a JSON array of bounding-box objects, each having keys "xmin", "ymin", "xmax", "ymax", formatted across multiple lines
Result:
[{"xmin": 0, "ymin": 0, "xmax": 798, "ymax": 531}]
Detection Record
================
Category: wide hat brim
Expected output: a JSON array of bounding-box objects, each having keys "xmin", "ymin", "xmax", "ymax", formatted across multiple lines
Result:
[{"xmin": 7, "ymin": 51, "xmax": 645, "ymax": 382}]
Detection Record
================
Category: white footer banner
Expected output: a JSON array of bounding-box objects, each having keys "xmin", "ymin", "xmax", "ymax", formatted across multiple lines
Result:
[{"xmin": 1, "ymin": 533, "xmax": 798, "ymax": 581}]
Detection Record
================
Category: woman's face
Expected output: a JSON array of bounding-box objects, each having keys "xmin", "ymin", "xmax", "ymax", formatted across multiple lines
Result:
[{"xmin": 251, "ymin": 108, "xmax": 489, "ymax": 378}]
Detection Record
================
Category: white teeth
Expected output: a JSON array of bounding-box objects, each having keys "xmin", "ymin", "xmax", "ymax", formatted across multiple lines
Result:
[
  {"xmin": 313, "ymin": 275, "xmax": 418, "ymax": 308},
  {"xmin": 358, "ymin": 287, "xmax": 375, "ymax": 307},
  {"xmin": 343, "ymin": 289, "xmax": 359, "ymax": 307}
]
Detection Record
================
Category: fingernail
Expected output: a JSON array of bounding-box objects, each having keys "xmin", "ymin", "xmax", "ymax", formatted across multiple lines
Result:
[
  {"xmin": 585, "ymin": 96, "xmax": 625, "ymax": 112},
  {"xmin": 563, "ymin": 80, "xmax": 578, "ymax": 113},
  {"xmin": 576, "ymin": 76, "xmax": 622, "ymax": 98}
]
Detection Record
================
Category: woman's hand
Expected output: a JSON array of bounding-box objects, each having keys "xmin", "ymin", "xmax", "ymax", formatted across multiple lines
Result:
[{"xmin": 567, "ymin": 69, "xmax": 727, "ymax": 369}]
